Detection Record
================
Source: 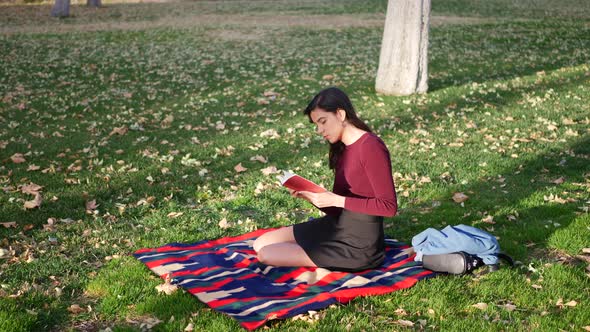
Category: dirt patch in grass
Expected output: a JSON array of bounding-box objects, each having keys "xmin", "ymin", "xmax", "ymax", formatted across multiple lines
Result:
[
  {"xmin": 432, "ymin": 15, "xmax": 500, "ymax": 26},
  {"xmin": 0, "ymin": 4, "xmax": 517, "ymax": 36}
]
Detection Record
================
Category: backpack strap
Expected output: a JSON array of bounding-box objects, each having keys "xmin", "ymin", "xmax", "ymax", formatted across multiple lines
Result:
[
  {"xmin": 482, "ymin": 253, "xmax": 515, "ymax": 273},
  {"xmin": 496, "ymin": 253, "xmax": 515, "ymax": 266}
]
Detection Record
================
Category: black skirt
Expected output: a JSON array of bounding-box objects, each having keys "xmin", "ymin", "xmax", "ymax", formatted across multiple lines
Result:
[{"xmin": 293, "ymin": 210, "xmax": 385, "ymax": 272}]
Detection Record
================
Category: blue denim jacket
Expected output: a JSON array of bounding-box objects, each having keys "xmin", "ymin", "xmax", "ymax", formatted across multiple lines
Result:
[{"xmin": 412, "ymin": 224, "xmax": 500, "ymax": 265}]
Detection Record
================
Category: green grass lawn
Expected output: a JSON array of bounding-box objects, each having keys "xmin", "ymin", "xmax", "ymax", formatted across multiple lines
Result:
[{"xmin": 1, "ymin": 0, "xmax": 589, "ymax": 331}]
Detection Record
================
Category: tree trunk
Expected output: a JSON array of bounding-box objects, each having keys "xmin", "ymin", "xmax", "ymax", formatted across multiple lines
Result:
[
  {"xmin": 87, "ymin": 0, "xmax": 101, "ymax": 7},
  {"xmin": 51, "ymin": 0, "xmax": 70, "ymax": 17},
  {"xmin": 376, "ymin": 0, "xmax": 431, "ymax": 96}
]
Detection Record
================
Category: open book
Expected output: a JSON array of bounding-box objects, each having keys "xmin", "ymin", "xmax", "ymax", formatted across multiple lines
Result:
[{"xmin": 279, "ymin": 171, "xmax": 326, "ymax": 193}]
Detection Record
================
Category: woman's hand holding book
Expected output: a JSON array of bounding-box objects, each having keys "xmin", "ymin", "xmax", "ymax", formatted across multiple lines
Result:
[{"xmin": 297, "ymin": 191, "xmax": 345, "ymax": 208}]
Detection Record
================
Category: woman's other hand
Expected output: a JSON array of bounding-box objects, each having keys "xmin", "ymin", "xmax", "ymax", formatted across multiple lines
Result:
[
  {"xmin": 297, "ymin": 191, "xmax": 345, "ymax": 208},
  {"xmin": 287, "ymin": 188, "xmax": 299, "ymax": 197}
]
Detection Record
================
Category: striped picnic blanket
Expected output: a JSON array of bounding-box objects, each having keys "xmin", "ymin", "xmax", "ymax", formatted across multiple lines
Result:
[{"xmin": 133, "ymin": 228, "xmax": 435, "ymax": 330}]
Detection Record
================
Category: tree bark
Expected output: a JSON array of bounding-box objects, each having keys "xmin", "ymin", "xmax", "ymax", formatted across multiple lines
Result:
[
  {"xmin": 51, "ymin": 0, "xmax": 70, "ymax": 17},
  {"xmin": 87, "ymin": 0, "xmax": 101, "ymax": 7},
  {"xmin": 376, "ymin": 0, "xmax": 431, "ymax": 96}
]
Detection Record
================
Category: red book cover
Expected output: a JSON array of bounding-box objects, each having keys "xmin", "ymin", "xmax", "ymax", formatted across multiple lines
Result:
[{"xmin": 279, "ymin": 171, "xmax": 326, "ymax": 193}]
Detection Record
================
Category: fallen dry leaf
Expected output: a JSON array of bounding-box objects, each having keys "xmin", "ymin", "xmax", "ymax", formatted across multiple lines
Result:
[
  {"xmin": 254, "ymin": 182, "xmax": 269, "ymax": 195},
  {"xmin": 64, "ymin": 178, "xmax": 80, "ymax": 185},
  {"xmin": 261, "ymin": 165, "xmax": 279, "ymax": 176},
  {"xmin": 250, "ymin": 155, "xmax": 268, "ymax": 163},
  {"xmin": 218, "ymin": 218, "xmax": 231, "ymax": 229},
  {"xmin": 551, "ymin": 177, "xmax": 565, "ymax": 185},
  {"xmin": 27, "ymin": 164, "xmax": 41, "ymax": 171},
  {"xmin": 482, "ymin": 215, "xmax": 495, "ymax": 224},
  {"xmin": 419, "ymin": 176, "xmax": 432, "ymax": 184},
  {"xmin": 161, "ymin": 114, "xmax": 174, "ymax": 128},
  {"xmin": 0, "ymin": 248, "xmax": 11, "ymax": 259},
  {"xmin": 215, "ymin": 145, "xmax": 235, "ymax": 157},
  {"xmin": 581, "ymin": 248, "xmax": 590, "ymax": 254},
  {"xmin": 452, "ymin": 192, "xmax": 469, "ymax": 203},
  {"xmin": 136, "ymin": 196, "xmax": 156, "ymax": 206},
  {"xmin": 24, "ymin": 193, "xmax": 42, "ymax": 209},
  {"xmin": 0, "ymin": 222, "xmax": 17, "ymax": 228},
  {"xmin": 396, "ymin": 319, "xmax": 414, "ymax": 327},
  {"xmin": 472, "ymin": 302, "xmax": 488, "ymax": 310},
  {"xmin": 43, "ymin": 218, "xmax": 57, "ymax": 231},
  {"xmin": 562, "ymin": 118, "xmax": 576, "ymax": 125},
  {"xmin": 67, "ymin": 304, "xmax": 86, "ymax": 314},
  {"xmin": 167, "ymin": 212, "xmax": 183, "ymax": 219},
  {"xmin": 394, "ymin": 308, "xmax": 408, "ymax": 316},
  {"xmin": 263, "ymin": 90, "xmax": 280, "ymax": 97},
  {"xmin": 184, "ymin": 322, "xmax": 195, "ymax": 332},
  {"xmin": 109, "ymin": 126, "xmax": 128, "ymax": 136},
  {"xmin": 126, "ymin": 316, "xmax": 163, "ymax": 330},
  {"xmin": 556, "ymin": 298, "xmax": 564, "ymax": 307},
  {"xmin": 10, "ymin": 153, "xmax": 26, "ymax": 163},
  {"xmin": 500, "ymin": 303, "xmax": 517, "ymax": 311},
  {"xmin": 291, "ymin": 310, "xmax": 324, "ymax": 323},
  {"xmin": 564, "ymin": 300, "xmax": 578, "ymax": 307},
  {"xmin": 259, "ymin": 129, "xmax": 280, "ymax": 139},
  {"xmin": 543, "ymin": 194, "xmax": 567, "ymax": 204},
  {"xmin": 85, "ymin": 199, "xmax": 98, "ymax": 211},
  {"xmin": 234, "ymin": 163, "xmax": 247, "ymax": 173},
  {"xmin": 155, "ymin": 273, "xmax": 178, "ymax": 295}
]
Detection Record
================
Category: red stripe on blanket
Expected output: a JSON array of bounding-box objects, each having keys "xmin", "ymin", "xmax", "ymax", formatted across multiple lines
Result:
[
  {"xmin": 145, "ymin": 251, "xmax": 210, "ymax": 268},
  {"xmin": 381, "ymin": 257, "xmax": 416, "ymax": 271},
  {"xmin": 170, "ymin": 267, "xmax": 211, "ymax": 277},
  {"xmin": 274, "ymin": 267, "xmax": 314, "ymax": 283},
  {"xmin": 241, "ymin": 321, "xmax": 263, "ymax": 331},
  {"xmin": 135, "ymin": 228, "xmax": 275, "ymax": 254},
  {"xmin": 186, "ymin": 278, "xmax": 234, "ymax": 294}
]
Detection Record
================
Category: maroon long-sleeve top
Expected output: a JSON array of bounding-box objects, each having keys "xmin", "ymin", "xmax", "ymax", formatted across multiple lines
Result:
[{"xmin": 323, "ymin": 132, "xmax": 398, "ymax": 217}]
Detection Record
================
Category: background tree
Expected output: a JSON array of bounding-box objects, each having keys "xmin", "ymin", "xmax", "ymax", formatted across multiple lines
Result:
[
  {"xmin": 51, "ymin": 0, "xmax": 70, "ymax": 17},
  {"xmin": 87, "ymin": 0, "xmax": 102, "ymax": 8},
  {"xmin": 376, "ymin": 0, "xmax": 431, "ymax": 95}
]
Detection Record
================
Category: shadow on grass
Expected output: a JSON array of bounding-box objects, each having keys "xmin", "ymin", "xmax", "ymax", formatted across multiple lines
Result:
[
  {"xmin": 390, "ymin": 134, "xmax": 589, "ymax": 262},
  {"xmin": 0, "ymin": 292, "xmax": 68, "ymax": 332},
  {"xmin": 427, "ymin": 20, "xmax": 590, "ymax": 92},
  {"xmin": 375, "ymin": 68, "xmax": 590, "ymax": 138}
]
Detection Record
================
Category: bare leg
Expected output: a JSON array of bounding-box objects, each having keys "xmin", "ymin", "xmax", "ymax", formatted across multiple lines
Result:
[
  {"xmin": 253, "ymin": 226, "xmax": 316, "ymax": 267},
  {"xmin": 257, "ymin": 242, "xmax": 317, "ymax": 267},
  {"xmin": 253, "ymin": 226, "xmax": 296, "ymax": 253}
]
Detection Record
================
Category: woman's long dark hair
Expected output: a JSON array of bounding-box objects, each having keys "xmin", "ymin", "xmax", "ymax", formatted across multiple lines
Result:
[{"xmin": 304, "ymin": 87, "xmax": 372, "ymax": 170}]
